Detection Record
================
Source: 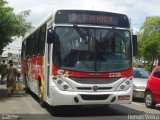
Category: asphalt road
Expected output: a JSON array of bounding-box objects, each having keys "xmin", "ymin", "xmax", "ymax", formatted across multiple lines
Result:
[{"xmin": 0, "ymin": 81, "xmax": 160, "ymax": 120}]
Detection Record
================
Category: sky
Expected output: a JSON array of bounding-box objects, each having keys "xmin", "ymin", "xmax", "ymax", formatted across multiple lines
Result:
[{"xmin": 2, "ymin": 0, "xmax": 160, "ymax": 56}]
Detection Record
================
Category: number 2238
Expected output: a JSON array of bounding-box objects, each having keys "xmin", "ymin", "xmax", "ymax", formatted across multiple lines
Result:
[{"xmin": 109, "ymin": 72, "xmax": 121, "ymax": 77}]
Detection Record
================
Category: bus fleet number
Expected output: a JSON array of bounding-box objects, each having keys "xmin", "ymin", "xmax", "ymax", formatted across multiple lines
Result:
[{"xmin": 109, "ymin": 72, "xmax": 121, "ymax": 77}]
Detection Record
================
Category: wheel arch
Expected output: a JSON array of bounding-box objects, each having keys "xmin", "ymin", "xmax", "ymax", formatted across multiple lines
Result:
[
  {"xmin": 38, "ymin": 75, "xmax": 45, "ymax": 99},
  {"xmin": 145, "ymin": 88, "xmax": 152, "ymax": 94}
]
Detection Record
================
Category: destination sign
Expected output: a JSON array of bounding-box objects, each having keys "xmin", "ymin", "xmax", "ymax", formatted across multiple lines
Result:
[
  {"xmin": 68, "ymin": 14, "xmax": 118, "ymax": 26},
  {"xmin": 55, "ymin": 10, "xmax": 130, "ymax": 28}
]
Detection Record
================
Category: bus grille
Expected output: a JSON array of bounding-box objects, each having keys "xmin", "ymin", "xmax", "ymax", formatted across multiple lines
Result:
[
  {"xmin": 70, "ymin": 77, "xmax": 119, "ymax": 84},
  {"xmin": 76, "ymin": 87, "xmax": 112, "ymax": 90},
  {"xmin": 80, "ymin": 94, "xmax": 109, "ymax": 100}
]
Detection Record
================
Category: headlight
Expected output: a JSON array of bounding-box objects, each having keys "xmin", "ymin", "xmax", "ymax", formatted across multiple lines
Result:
[
  {"xmin": 53, "ymin": 78, "xmax": 74, "ymax": 92},
  {"xmin": 115, "ymin": 79, "xmax": 132, "ymax": 91}
]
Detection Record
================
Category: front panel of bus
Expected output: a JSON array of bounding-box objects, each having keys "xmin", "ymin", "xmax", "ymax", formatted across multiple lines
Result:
[{"xmin": 48, "ymin": 10, "xmax": 133, "ymax": 106}]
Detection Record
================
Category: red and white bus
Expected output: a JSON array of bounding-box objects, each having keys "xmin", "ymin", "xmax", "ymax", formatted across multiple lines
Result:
[{"xmin": 21, "ymin": 9, "xmax": 138, "ymax": 107}]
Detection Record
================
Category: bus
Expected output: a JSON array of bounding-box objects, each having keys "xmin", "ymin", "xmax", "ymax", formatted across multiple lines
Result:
[{"xmin": 21, "ymin": 9, "xmax": 138, "ymax": 107}]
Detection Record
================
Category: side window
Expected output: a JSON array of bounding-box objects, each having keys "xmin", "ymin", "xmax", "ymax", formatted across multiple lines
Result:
[
  {"xmin": 26, "ymin": 34, "xmax": 35, "ymax": 57},
  {"xmin": 153, "ymin": 68, "xmax": 160, "ymax": 78},
  {"xmin": 26, "ymin": 38, "xmax": 31, "ymax": 56},
  {"xmin": 30, "ymin": 34, "xmax": 35, "ymax": 56},
  {"xmin": 38, "ymin": 24, "xmax": 46, "ymax": 55},
  {"xmin": 24, "ymin": 24, "xmax": 47, "ymax": 57},
  {"xmin": 34, "ymin": 30, "xmax": 40, "ymax": 56},
  {"xmin": 21, "ymin": 40, "xmax": 26, "ymax": 59}
]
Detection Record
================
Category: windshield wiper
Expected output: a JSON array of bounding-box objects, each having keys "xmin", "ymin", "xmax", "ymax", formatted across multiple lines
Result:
[
  {"xmin": 103, "ymin": 27, "xmax": 115, "ymax": 40},
  {"xmin": 73, "ymin": 25, "xmax": 88, "ymax": 43},
  {"xmin": 73, "ymin": 25, "xmax": 98, "ymax": 71},
  {"xmin": 73, "ymin": 25, "xmax": 99, "ymax": 43}
]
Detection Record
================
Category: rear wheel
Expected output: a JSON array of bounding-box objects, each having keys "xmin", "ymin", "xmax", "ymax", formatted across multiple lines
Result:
[
  {"xmin": 145, "ymin": 91, "xmax": 156, "ymax": 108},
  {"xmin": 24, "ymin": 76, "xmax": 30, "ymax": 94}
]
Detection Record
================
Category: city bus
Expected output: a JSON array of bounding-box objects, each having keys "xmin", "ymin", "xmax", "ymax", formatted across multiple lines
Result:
[{"xmin": 21, "ymin": 9, "xmax": 138, "ymax": 107}]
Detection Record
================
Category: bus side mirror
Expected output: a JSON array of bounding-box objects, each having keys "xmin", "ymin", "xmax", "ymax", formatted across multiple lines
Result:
[
  {"xmin": 132, "ymin": 35, "xmax": 138, "ymax": 56},
  {"xmin": 47, "ymin": 29, "xmax": 54, "ymax": 44}
]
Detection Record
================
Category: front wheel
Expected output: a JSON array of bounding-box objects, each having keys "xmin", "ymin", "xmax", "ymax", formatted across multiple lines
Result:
[
  {"xmin": 145, "ymin": 91, "xmax": 156, "ymax": 108},
  {"xmin": 38, "ymin": 86, "xmax": 47, "ymax": 108}
]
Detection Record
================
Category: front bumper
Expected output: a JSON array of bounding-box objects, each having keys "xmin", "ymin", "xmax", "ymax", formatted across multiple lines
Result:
[
  {"xmin": 133, "ymin": 89, "xmax": 145, "ymax": 98},
  {"xmin": 48, "ymin": 86, "xmax": 133, "ymax": 106}
]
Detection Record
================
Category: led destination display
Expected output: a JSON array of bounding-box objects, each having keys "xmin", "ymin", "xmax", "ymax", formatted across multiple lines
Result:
[{"xmin": 55, "ymin": 10, "xmax": 130, "ymax": 28}]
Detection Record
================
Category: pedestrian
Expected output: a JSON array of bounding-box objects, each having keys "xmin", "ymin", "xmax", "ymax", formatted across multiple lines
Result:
[
  {"xmin": 0, "ymin": 60, "xmax": 7, "ymax": 84},
  {"xmin": 6, "ymin": 60, "xmax": 18, "ymax": 97}
]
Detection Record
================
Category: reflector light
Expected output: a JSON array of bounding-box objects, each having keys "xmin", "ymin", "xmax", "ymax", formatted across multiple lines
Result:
[{"xmin": 118, "ymin": 95, "xmax": 130, "ymax": 100}]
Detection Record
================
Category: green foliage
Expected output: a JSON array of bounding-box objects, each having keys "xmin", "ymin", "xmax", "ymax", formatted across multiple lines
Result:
[
  {"xmin": 0, "ymin": 0, "xmax": 31, "ymax": 55},
  {"xmin": 144, "ymin": 65, "xmax": 153, "ymax": 72},
  {"xmin": 139, "ymin": 16, "xmax": 160, "ymax": 66},
  {"xmin": 141, "ymin": 16, "xmax": 160, "ymax": 36}
]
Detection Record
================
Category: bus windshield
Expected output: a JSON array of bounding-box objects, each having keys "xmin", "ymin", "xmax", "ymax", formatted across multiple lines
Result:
[{"xmin": 53, "ymin": 26, "xmax": 132, "ymax": 72}]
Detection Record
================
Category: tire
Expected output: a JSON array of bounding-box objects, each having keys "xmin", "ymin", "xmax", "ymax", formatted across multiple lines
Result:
[
  {"xmin": 23, "ymin": 76, "xmax": 30, "ymax": 94},
  {"xmin": 25, "ymin": 87, "xmax": 30, "ymax": 94},
  {"xmin": 38, "ymin": 85, "xmax": 47, "ymax": 108},
  {"xmin": 145, "ymin": 91, "xmax": 156, "ymax": 108}
]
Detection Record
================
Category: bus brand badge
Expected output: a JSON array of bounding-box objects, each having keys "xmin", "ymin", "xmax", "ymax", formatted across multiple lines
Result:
[{"xmin": 93, "ymin": 85, "xmax": 98, "ymax": 91}]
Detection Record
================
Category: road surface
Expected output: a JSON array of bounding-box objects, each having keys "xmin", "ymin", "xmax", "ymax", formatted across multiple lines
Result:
[{"xmin": 0, "ymin": 81, "xmax": 160, "ymax": 120}]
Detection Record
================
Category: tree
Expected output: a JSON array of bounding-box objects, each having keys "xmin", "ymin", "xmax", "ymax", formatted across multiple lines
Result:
[
  {"xmin": 0, "ymin": 0, "xmax": 31, "ymax": 55},
  {"xmin": 139, "ymin": 16, "xmax": 160, "ymax": 69}
]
